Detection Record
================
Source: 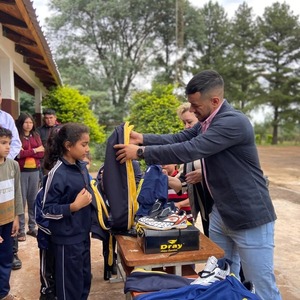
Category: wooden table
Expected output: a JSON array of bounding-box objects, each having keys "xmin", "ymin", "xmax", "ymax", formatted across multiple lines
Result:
[{"xmin": 112, "ymin": 232, "xmax": 224, "ymax": 281}]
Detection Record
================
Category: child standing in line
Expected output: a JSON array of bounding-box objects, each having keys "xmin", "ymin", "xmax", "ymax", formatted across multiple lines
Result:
[
  {"xmin": 36, "ymin": 125, "xmax": 62, "ymax": 300},
  {"xmin": 42, "ymin": 123, "xmax": 93, "ymax": 300},
  {"xmin": 15, "ymin": 113, "xmax": 44, "ymax": 241},
  {"xmin": 0, "ymin": 127, "xmax": 23, "ymax": 300}
]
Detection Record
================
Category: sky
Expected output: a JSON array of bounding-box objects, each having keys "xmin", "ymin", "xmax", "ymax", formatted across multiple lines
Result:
[
  {"xmin": 32, "ymin": 0, "xmax": 300, "ymax": 27},
  {"xmin": 31, "ymin": 0, "xmax": 300, "ymax": 123}
]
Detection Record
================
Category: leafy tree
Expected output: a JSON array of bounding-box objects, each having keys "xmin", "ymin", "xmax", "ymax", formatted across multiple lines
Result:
[
  {"xmin": 47, "ymin": 0, "xmax": 188, "ymax": 123},
  {"xmin": 257, "ymin": 2, "xmax": 300, "ymax": 144},
  {"xmin": 127, "ymin": 84, "xmax": 183, "ymax": 134},
  {"xmin": 20, "ymin": 92, "xmax": 35, "ymax": 115},
  {"xmin": 225, "ymin": 2, "xmax": 262, "ymax": 113},
  {"xmin": 151, "ymin": 0, "xmax": 205, "ymax": 86},
  {"xmin": 42, "ymin": 86, "xmax": 106, "ymax": 143}
]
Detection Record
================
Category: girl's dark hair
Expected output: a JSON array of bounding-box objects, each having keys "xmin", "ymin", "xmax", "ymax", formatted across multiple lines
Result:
[
  {"xmin": 0, "ymin": 126, "xmax": 12, "ymax": 138},
  {"xmin": 44, "ymin": 123, "xmax": 89, "ymax": 170},
  {"xmin": 15, "ymin": 113, "xmax": 38, "ymax": 139}
]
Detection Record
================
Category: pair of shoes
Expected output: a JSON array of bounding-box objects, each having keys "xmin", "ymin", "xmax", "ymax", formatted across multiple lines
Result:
[
  {"xmin": 12, "ymin": 254, "xmax": 22, "ymax": 270},
  {"xmin": 17, "ymin": 232, "xmax": 26, "ymax": 242},
  {"xmin": 26, "ymin": 229, "xmax": 37, "ymax": 238},
  {"xmin": 190, "ymin": 256, "xmax": 231, "ymax": 286},
  {"xmin": 148, "ymin": 199, "xmax": 176, "ymax": 218},
  {"xmin": 138, "ymin": 210, "xmax": 187, "ymax": 230}
]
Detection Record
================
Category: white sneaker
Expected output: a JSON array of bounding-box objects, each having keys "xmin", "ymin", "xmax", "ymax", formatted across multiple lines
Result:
[
  {"xmin": 191, "ymin": 256, "xmax": 230, "ymax": 286},
  {"xmin": 137, "ymin": 210, "xmax": 187, "ymax": 230}
]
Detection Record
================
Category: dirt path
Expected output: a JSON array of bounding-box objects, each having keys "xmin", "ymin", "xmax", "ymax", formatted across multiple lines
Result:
[
  {"xmin": 257, "ymin": 146, "xmax": 300, "ymax": 299},
  {"xmin": 10, "ymin": 145, "xmax": 300, "ymax": 299}
]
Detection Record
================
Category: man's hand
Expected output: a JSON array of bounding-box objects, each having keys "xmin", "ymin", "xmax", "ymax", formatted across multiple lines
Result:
[
  {"xmin": 129, "ymin": 131, "xmax": 143, "ymax": 145},
  {"xmin": 185, "ymin": 169, "xmax": 202, "ymax": 184},
  {"xmin": 114, "ymin": 144, "xmax": 139, "ymax": 163}
]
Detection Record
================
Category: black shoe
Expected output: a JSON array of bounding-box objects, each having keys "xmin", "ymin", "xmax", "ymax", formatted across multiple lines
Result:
[
  {"xmin": 12, "ymin": 254, "xmax": 22, "ymax": 270},
  {"xmin": 112, "ymin": 259, "xmax": 117, "ymax": 275},
  {"xmin": 26, "ymin": 229, "xmax": 37, "ymax": 238},
  {"xmin": 39, "ymin": 293, "xmax": 57, "ymax": 300}
]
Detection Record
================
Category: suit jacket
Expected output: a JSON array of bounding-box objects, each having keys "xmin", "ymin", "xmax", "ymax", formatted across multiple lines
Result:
[{"xmin": 142, "ymin": 100, "xmax": 276, "ymax": 230}]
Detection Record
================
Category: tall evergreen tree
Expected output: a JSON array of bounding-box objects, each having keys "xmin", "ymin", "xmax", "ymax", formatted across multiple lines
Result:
[
  {"xmin": 257, "ymin": 2, "xmax": 300, "ymax": 144},
  {"xmin": 225, "ymin": 2, "xmax": 262, "ymax": 113},
  {"xmin": 190, "ymin": 1, "xmax": 231, "ymax": 75}
]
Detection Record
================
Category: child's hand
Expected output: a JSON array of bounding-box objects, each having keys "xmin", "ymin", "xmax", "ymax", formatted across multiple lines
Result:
[
  {"xmin": 11, "ymin": 216, "xmax": 19, "ymax": 237},
  {"xmin": 35, "ymin": 145, "xmax": 45, "ymax": 153},
  {"xmin": 0, "ymin": 236, "xmax": 3, "ymax": 243},
  {"xmin": 70, "ymin": 188, "xmax": 92, "ymax": 212}
]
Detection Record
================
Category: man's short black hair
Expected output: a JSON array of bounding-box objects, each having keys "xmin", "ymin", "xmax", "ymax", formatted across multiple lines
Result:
[
  {"xmin": 43, "ymin": 108, "xmax": 56, "ymax": 116},
  {"xmin": 0, "ymin": 126, "xmax": 12, "ymax": 139},
  {"xmin": 185, "ymin": 70, "xmax": 224, "ymax": 95}
]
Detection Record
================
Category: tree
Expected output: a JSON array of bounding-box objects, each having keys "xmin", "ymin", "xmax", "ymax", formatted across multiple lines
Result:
[
  {"xmin": 42, "ymin": 86, "xmax": 106, "ymax": 143},
  {"xmin": 225, "ymin": 2, "xmax": 263, "ymax": 113},
  {"xmin": 190, "ymin": 1, "xmax": 231, "ymax": 75},
  {"xmin": 257, "ymin": 2, "xmax": 300, "ymax": 144},
  {"xmin": 127, "ymin": 84, "xmax": 183, "ymax": 134},
  {"xmin": 47, "ymin": 0, "xmax": 189, "ymax": 123},
  {"xmin": 20, "ymin": 92, "xmax": 35, "ymax": 115}
]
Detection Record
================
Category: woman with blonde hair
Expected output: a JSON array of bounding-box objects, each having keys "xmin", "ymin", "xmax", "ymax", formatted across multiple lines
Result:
[{"xmin": 175, "ymin": 103, "xmax": 213, "ymax": 236}]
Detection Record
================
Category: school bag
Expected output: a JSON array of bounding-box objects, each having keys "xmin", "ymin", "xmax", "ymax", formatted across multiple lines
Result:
[
  {"xmin": 34, "ymin": 176, "xmax": 51, "ymax": 249},
  {"xmin": 102, "ymin": 122, "xmax": 138, "ymax": 232}
]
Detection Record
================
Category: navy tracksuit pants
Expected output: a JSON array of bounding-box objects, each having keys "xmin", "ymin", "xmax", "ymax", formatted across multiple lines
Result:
[
  {"xmin": 54, "ymin": 237, "xmax": 91, "ymax": 300},
  {"xmin": 0, "ymin": 222, "xmax": 13, "ymax": 299}
]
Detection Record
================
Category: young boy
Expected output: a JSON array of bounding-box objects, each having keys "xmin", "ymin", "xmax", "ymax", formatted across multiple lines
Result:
[{"xmin": 0, "ymin": 127, "xmax": 23, "ymax": 300}]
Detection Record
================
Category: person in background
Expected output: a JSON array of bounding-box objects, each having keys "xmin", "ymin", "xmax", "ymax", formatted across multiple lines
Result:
[
  {"xmin": 37, "ymin": 109, "xmax": 59, "ymax": 176},
  {"xmin": 0, "ymin": 127, "xmax": 23, "ymax": 300},
  {"xmin": 176, "ymin": 103, "xmax": 212, "ymax": 236},
  {"xmin": 114, "ymin": 70, "xmax": 281, "ymax": 300},
  {"xmin": 0, "ymin": 88, "xmax": 22, "ymax": 271},
  {"xmin": 161, "ymin": 164, "xmax": 193, "ymax": 223},
  {"xmin": 42, "ymin": 123, "xmax": 93, "ymax": 300},
  {"xmin": 37, "ymin": 109, "xmax": 59, "ymax": 147},
  {"xmin": 15, "ymin": 113, "xmax": 44, "ymax": 241},
  {"xmin": 36, "ymin": 125, "xmax": 62, "ymax": 300}
]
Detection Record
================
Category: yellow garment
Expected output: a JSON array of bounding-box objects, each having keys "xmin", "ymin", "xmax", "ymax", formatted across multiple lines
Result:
[{"xmin": 124, "ymin": 121, "xmax": 138, "ymax": 230}]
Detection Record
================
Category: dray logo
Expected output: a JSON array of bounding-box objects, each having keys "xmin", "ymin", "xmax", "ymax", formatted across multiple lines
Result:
[{"xmin": 160, "ymin": 239, "xmax": 183, "ymax": 252}]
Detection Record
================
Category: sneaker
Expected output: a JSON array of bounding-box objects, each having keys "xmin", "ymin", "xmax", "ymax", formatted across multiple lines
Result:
[
  {"xmin": 12, "ymin": 254, "xmax": 22, "ymax": 270},
  {"xmin": 148, "ymin": 199, "xmax": 177, "ymax": 219},
  {"xmin": 148, "ymin": 199, "xmax": 165, "ymax": 218},
  {"xmin": 243, "ymin": 281, "xmax": 256, "ymax": 294},
  {"xmin": 191, "ymin": 256, "xmax": 230, "ymax": 286},
  {"xmin": 138, "ymin": 210, "xmax": 187, "ymax": 230}
]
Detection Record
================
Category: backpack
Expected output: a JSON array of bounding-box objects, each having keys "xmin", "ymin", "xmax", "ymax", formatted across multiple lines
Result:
[
  {"xmin": 34, "ymin": 176, "xmax": 51, "ymax": 249},
  {"xmin": 102, "ymin": 122, "xmax": 138, "ymax": 231}
]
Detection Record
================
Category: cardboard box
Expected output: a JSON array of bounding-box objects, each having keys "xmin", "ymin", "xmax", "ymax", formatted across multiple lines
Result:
[{"xmin": 137, "ymin": 225, "xmax": 200, "ymax": 254}]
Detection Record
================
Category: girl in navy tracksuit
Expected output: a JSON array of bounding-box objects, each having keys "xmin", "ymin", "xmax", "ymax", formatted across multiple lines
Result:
[{"xmin": 42, "ymin": 123, "xmax": 93, "ymax": 300}]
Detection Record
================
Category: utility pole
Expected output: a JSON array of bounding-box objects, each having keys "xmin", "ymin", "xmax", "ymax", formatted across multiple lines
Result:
[{"xmin": 175, "ymin": 0, "xmax": 185, "ymax": 85}]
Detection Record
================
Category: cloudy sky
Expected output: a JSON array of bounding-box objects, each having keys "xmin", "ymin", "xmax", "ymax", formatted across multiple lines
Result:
[{"xmin": 32, "ymin": 0, "xmax": 300, "ymax": 27}]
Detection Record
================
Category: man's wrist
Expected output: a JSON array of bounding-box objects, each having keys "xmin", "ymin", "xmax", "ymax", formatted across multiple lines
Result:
[{"xmin": 136, "ymin": 146, "xmax": 145, "ymax": 159}]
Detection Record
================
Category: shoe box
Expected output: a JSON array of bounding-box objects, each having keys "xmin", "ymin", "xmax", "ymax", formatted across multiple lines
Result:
[{"xmin": 136, "ymin": 225, "xmax": 200, "ymax": 254}]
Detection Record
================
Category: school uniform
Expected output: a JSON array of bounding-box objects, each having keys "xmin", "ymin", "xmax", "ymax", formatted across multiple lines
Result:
[{"xmin": 42, "ymin": 158, "xmax": 93, "ymax": 300}]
